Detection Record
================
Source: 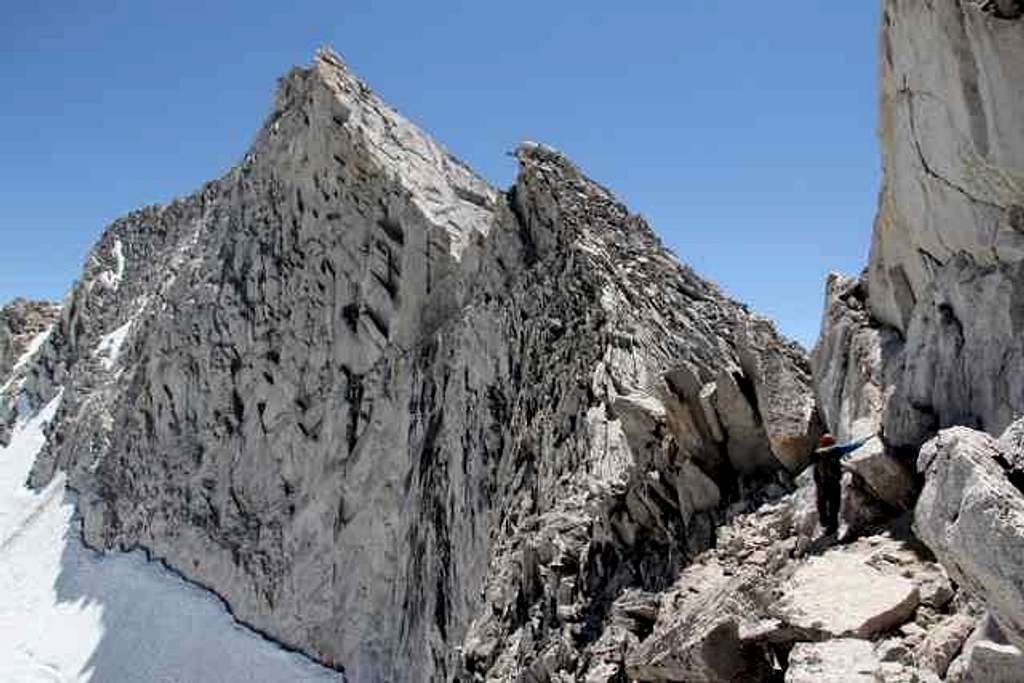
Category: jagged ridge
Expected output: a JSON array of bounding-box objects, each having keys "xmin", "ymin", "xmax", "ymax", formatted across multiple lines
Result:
[{"xmin": 0, "ymin": 48, "xmax": 820, "ymax": 681}]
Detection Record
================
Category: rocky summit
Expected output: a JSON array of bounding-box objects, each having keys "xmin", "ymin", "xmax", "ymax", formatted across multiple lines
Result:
[{"xmin": 5, "ymin": 2, "xmax": 1024, "ymax": 682}]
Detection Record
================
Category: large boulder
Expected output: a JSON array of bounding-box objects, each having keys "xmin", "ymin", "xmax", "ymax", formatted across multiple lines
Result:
[
  {"xmin": 735, "ymin": 316, "xmax": 821, "ymax": 471},
  {"xmin": 915, "ymin": 422, "xmax": 1024, "ymax": 651},
  {"xmin": 772, "ymin": 547, "xmax": 919, "ymax": 638}
]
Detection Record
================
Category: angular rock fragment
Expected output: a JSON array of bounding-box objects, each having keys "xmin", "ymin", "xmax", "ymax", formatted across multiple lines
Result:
[
  {"xmin": 624, "ymin": 564, "xmax": 772, "ymax": 683},
  {"xmin": 914, "ymin": 614, "xmax": 977, "ymax": 677}
]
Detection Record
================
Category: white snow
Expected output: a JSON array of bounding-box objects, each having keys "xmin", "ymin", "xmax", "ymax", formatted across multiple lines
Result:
[
  {"xmin": 0, "ymin": 398, "xmax": 341, "ymax": 682},
  {"xmin": 0, "ymin": 325, "xmax": 54, "ymax": 394},
  {"xmin": 95, "ymin": 240, "xmax": 126, "ymax": 291},
  {"xmin": 111, "ymin": 239, "xmax": 126, "ymax": 286},
  {"xmin": 93, "ymin": 320, "xmax": 133, "ymax": 371}
]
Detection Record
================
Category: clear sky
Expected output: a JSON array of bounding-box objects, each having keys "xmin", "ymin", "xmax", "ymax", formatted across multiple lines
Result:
[{"xmin": 1, "ymin": 2, "xmax": 880, "ymax": 347}]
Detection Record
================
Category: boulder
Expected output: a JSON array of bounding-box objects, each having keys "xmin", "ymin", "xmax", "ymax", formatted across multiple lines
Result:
[
  {"xmin": 915, "ymin": 423, "xmax": 1024, "ymax": 652},
  {"xmin": 951, "ymin": 641, "xmax": 1024, "ymax": 683},
  {"xmin": 774, "ymin": 544, "xmax": 919, "ymax": 638},
  {"xmin": 914, "ymin": 614, "xmax": 976, "ymax": 677},
  {"xmin": 735, "ymin": 315, "xmax": 821, "ymax": 471},
  {"xmin": 785, "ymin": 639, "xmax": 879, "ymax": 683},
  {"xmin": 947, "ymin": 614, "xmax": 1024, "ymax": 682},
  {"xmin": 843, "ymin": 436, "xmax": 916, "ymax": 512},
  {"xmin": 839, "ymin": 470, "xmax": 894, "ymax": 538},
  {"xmin": 625, "ymin": 564, "xmax": 771, "ymax": 682}
]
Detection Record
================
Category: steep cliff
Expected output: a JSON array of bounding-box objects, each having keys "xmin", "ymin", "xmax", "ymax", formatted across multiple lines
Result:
[
  {"xmin": 813, "ymin": 3, "xmax": 1024, "ymax": 678},
  {"xmin": 817, "ymin": 0, "xmax": 1024, "ymax": 449},
  {"xmin": 1, "ymin": 49, "xmax": 820, "ymax": 680}
]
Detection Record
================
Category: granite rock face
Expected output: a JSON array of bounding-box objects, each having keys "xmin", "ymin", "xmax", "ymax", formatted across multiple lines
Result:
[
  {"xmin": 2, "ymin": 50, "xmax": 821, "ymax": 680},
  {"xmin": 815, "ymin": 1, "xmax": 1024, "ymax": 452},
  {"xmin": 810, "ymin": 9, "xmax": 1024, "ymax": 668},
  {"xmin": 915, "ymin": 421, "xmax": 1024, "ymax": 654}
]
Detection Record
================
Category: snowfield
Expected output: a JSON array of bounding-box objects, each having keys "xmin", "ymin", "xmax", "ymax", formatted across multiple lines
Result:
[{"xmin": 0, "ymin": 397, "xmax": 341, "ymax": 682}]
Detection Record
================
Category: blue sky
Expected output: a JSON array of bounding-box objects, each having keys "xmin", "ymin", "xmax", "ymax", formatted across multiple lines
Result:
[{"xmin": 1, "ymin": 2, "xmax": 880, "ymax": 347}]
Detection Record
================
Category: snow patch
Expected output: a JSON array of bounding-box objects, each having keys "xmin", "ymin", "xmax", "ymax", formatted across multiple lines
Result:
[
  {"xmin": 0, "ymin": 325, "xmax": 54, "ymax": 394},
  {"xmin": 111, "ymin": 239, "xmax": 126, "ymax": 285},
  {"xmin": 93, "ymin": 320, "xmax": 133, "ymax": 371},
  {"xmin": 95, "ymin": 240, "xmax": 126, "ymax": 291},
  {"xmin": 0, "ymin": 395, "xmax": 340, "ymax": 682}
]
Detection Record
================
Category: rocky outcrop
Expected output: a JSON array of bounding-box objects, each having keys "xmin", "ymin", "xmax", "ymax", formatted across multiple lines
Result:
[
  {"xmin": 807, "ymin": 4, "xmax": 1024, "ymax": 677},
  {"xmin": 915, "ymin": 420, "xmax": 1024, "ymax": 653},
  {"xmin": 0, "ymin": 298, "xmax": 59, "ymax": 385},
  {"xmin": 1, "ymin": 49, "xmax": 821, "ymax": 680},
  {"xmin": 620, "ymin": 474, "xmax": 962, "ymax": 683},
  {"xmin": 815, "ymin": 0, "xmax": 1024, "ymax": 451}
]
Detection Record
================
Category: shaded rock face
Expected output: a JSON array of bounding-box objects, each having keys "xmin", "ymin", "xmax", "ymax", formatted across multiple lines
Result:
[{"xmin": 3, "ymin": 50, "xmax": 819, "ymax": 680}]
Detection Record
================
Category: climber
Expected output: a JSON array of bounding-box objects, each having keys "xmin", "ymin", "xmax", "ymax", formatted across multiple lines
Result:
[{"xmin": 810, "ymin": 433, "xmax": 871, "ymax": 536}]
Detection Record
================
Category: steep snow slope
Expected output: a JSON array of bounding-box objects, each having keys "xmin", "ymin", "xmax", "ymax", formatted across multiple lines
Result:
[{"xmin": 0, "ymin": 397, "xmax": 339, "ymax": 682}]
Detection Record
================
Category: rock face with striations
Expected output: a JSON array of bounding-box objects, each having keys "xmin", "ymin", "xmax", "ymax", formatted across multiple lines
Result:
[
  {"xmin": 1, "ymin": 49, "xmax": 820, "ymax": 680},
  {"xmin": 811, "ymin": 2, "xmax": 1024, "ymax": 676},
  {"xmin": 815, "ymin": 1, "xmax": 1024, "ymax": 450}
]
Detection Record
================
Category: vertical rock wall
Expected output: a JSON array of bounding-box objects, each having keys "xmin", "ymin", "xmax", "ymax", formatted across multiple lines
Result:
[{"xmin": 815, "ymin": 1, "xmax": 1024, "ymax": 450}]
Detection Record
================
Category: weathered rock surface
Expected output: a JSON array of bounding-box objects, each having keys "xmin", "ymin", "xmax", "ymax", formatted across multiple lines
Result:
[
  {"xmin": 844, "ymin": 436, "xmax": 916, "ymax": 513},
  {"xmin": 785, "ymin": 639, "xmax": 879, "ymax": 683},
  {"xmin": 945, "ymin": 613, "xmax": 1024, "ymax": 682},
  {"xmin": 0, "ymin": 298, "xmax": 59, "ymax": 386},
  {"xmin": 773, "ymin": 540, "xmax": 919, "ymax": 639},
  {"xmin": 735, "ymin": 317, "xmax": 822, "ymax": 471},
  {"xmin": 815, "ymin": 1, "xmax": 1024, "ymax": 453},
  {"xmin": 811, "ymin": 273, "xmax": 892, "ymax": 443},
  {"xmin": 950, "ymin": 639, "xmax": 1024, "ymax": 683},
  {"xmin": 915, "ymin": 421, "xmax": 1024, "ymax": 654},
  {"xmin": 871, "ymin": 0, "xmax": 1024, "ymax": 337},
  {"xmin": 1, "ymin": 49, "xmax": 821, "ymax": 681},
  {"xmin": 914, "ymin": 613, "xmax": 977, "ymax": 677}
]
